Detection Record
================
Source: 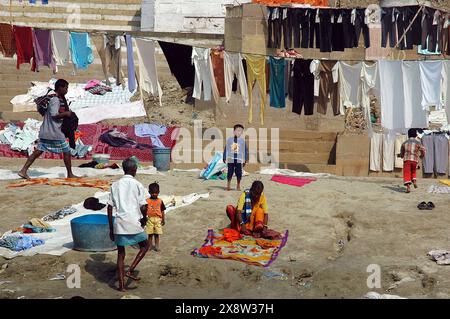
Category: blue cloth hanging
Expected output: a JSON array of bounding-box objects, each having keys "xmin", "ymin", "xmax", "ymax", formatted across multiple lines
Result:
[{"xmin": 69, "ymin": 32, "xmax": 94, "ymax": 70}]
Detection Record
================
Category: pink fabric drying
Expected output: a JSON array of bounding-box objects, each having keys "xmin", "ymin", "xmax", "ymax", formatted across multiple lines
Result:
[
  {"xmin": 270, "ymin": 175, "xmax": 316, "ymax": 187},
  {"xmin": 84, "ymin": 80, "xmax": 102, "ymax": 90}
]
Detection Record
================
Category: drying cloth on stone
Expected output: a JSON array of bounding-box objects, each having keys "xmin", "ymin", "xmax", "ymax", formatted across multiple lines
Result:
[
  {"xmin": 439, "ymin": 180, "xmax": 450, "ymax": 187},
  {"xmin": 13, "ymin": 25, "xmax": 36, "ymax": 71},
  {"xmin": 0, "ymin": 233, "xmax": 44, "ymax": 252},
  {"xmin": 270, "ymin": 175, "xmax": 316, "ymax": 187},
  {"xmin": 428, "ymin": 250, "xmax": 450, "ymax": 265},
  {"xmin": 75, "ymin": 101, "xmax": 146, "ymax": 124},
  {"xmin": 158, "ymin": 41, "xmax": 195, "ymax": 89},
  {"xmin": 7, "ymin": 177, "xmax": 111, "ymax": 191},
  {"xmin": 258, "ymin": 167, "xmax": 331, "ymax": 178},
  {"xmin": 0, "ymin": 191, "xmax": 209, "ymax": 259},
  {"xmin": 427, "ymin": 184, "xmax": 450, "ymax": 194},
  {"xmin": 0, "ymin": 166, "xmax": 157, "ymax": 180},
  {"xmin": 0, "ymin": 122, "xmax": 179, "ymax": 162},
  {"xmin": 192, "ymin": 229, "xmax": 288, "ymax": 267},
  {"xmin": 32, "ymin": 29, "xmax": 56, "ymax": 73},
  {"xmin": 69, "ymin": 32, "xmax": 94, "ymax": 70},
  {"xmin": 134, "ymin": 124, "xmax": 167, "ymax": 148},
  {"xmin": 0, "ymin": 23, "xmax": 16, "ymax": 57}
]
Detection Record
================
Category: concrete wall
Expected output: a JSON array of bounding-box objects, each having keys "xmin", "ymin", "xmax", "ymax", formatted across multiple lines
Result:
[
  {"xmin": 0, "ymin": 0, "xmax": 142, "ymax": 31},
  {"xmin": 141, "ymin": 0, "xmax": 252, "ymax": 34}
]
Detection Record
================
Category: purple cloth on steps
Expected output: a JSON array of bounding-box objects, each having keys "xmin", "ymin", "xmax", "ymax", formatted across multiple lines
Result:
[{"xmin": 32, "ymin": 29, "xmax": 56, "ymax": 72}]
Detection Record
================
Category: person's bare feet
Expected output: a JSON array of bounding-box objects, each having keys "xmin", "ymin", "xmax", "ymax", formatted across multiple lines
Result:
[
  {"xmin": 18, "ymin": 170, "xmax": 30, "ymax": 180},
  {"xmin": 153, "ymin": 246, "xmax": 160, "ymax": 252},
  {"xmin": 236, "ymin": 187, "xmax": 241, "ymax": 191},
  {"xmin": 406, "ymin": 186, "xmax": 411, "ymax": 193},
  {"xmin": 413, "ymin": 182, "xmax": 418, "ymax": 189},
  {"xmin": 226, "ymin": 187, "xmax": 231, "ymax": 191},
  {"xmin": 67, "ymin": 174, "xmax": 80, "ymax": 179},
  {"xmin": 117, "ymin": 286, "xmax": 126, "ymax": 292},
  {"xmin": 125, "ymin": 271, "xmax": 141, "ymax": 281}
]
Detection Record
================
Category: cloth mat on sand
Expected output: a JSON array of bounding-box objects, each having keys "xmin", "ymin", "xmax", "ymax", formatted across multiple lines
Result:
[
  {"xmin": 7, "ymin": 178, "xmax": 111, "ymax": 191},
  {"xmin": 427, "ymin": 184, "xmax": 450, "ymax": 194},
  {"xmin": 258, "ymin": 167, "xmax": 331, "ymax": 178},
  {"xmin": 192, "ymin": 229, "xmax": 288, "ymax": 267},
  {"xmin": 270, "ymin": 175, "xmax": 316, "ymax": 187},
  {"xmin": 0, "ymin": 122, "xmax": 180, "ymax": 162},
  {"xmin": 0, "ymin": 166, "xmax": 157, "ymax": 180},
  {"xmin": 0, "ymin": 191, "xmax": 209, "ymax": 259}
]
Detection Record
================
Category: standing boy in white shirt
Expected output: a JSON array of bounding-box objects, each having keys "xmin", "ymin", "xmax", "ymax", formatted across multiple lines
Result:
[{"xmin": 107, "ymin": 158, "xmax": 149, "ymax": 292}]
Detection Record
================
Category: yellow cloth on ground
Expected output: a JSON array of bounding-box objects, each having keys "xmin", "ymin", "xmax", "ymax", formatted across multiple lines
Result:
[{"xmin": 439, "ymin": 180, "xmax": 450, "ymax": 187}]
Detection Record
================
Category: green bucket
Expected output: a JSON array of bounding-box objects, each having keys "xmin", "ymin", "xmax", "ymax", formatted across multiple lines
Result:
[{"xmin": 152, "ymin": 147, "xmax": 171, "ymax": 171}]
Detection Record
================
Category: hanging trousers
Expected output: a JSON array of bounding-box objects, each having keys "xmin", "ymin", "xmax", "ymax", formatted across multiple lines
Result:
[
  {"xmin": 309, "ymin": 9, "xmax": 321, "ymax": 49},
  {"xmin": 434, "ymin": 134, "xmax": 449, "ymax": 175},
  {"xmin": 354, "ymin": 8, "xmax": 371, "ymax": 48},
  {"xmin": 244, "ymin": 54, "xmax": 266, "ymax": 125},
  {"xmin": 319, "ymin": 9, "xmax": 333, "ymax": 52},
  {"xmin": 396, "ymin": 7, "xmax": 415, "ymax": 50},
  {"xmin": 331, "ymin": 10, "xmax": 345, "ymax": 52},
  {"xmin": 224, "ymin": 52, "xmax": 249, "ymax": 106},
  {"xmin": 300, "ymin": 9, "xmax": 311, "ymax": 48},
  {"xmin": 421, "ymin": 7, "xmax": 437, "ymax": 51},
  {"xmin": 422, "ymin": 134, "xmax": 435, "ymax": 174},
  {"xmin": 342, "ymin": 9, "xmax": 355, "ymax": 48},
  {"xmin": 381, "ymin": 7, "xmax": 397, "ymax": 48},
  {"xmin": 267, "ymin": 8, "xmax": 282, "ymax": 49},
  {"xmin": 290, "ymin": 8, "xmax": 301, "ymax": 48},
  {"xmin": 282, "ymin": 8, "xmax": 292, "ymax": 49},
  {"xmin": 317, "ymin": 61, "xmax": 339, "ymax": 115},
  {"xmin": 292, "ymin": 59, "xmax": 314, "ymax": 116}
]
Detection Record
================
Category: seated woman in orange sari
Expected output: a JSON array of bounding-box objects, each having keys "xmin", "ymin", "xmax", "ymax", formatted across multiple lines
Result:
[{"xmin": 226, "ymin": 181, "xmax": 268, "ymax": 237}]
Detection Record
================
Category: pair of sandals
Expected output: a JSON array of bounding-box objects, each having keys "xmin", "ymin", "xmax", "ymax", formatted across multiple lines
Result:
[{"xmin": 418, "ymin": 202, "xmax": 435, "ymax": 210}]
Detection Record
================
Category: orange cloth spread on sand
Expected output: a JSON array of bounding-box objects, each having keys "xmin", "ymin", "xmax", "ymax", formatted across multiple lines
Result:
[
  {"xmin": 256, "ymin": 239, "xmax": 279, "ymax": 249},
  {"xmin": 219, "ymin": 228, "xmax": 242, "ymax": 242},
  {"xmin": 8, "ymin": 178, "xmax": 111, "ymax": 191},
  {"xmin": 252, "ymin": 0, "xmax": 329, "ymax": 6},
  {"xmin": 199, "ymin": 246, "xmax": 222, "ymax": 256}
]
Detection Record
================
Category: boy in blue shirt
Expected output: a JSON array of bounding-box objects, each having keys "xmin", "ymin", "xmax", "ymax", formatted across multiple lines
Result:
[{"xmin": 223, "ymin": 124, "xmax": 248, "ymax": 191}]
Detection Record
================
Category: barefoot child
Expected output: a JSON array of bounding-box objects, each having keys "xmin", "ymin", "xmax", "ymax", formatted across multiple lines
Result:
[
  {"xmin": 145, "ymin": 182, "xmax": 166, "ymax": 252},
  {"xmin": 400, "ymin": 129, "xmax": 426, "ymax": 193},
  {"xmin": 107, "ymin": 158, "xmax": 149, "ymax": 291},
  {"xmin": 223, "ymin": 124, "xmax": 249, "ymax": 191}
]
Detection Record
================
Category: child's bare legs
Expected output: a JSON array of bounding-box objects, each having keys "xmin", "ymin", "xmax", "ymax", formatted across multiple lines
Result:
[
  {"xmin": 236, "ymin": 179, "xmax": 241, "ymax": 191},
  {"xmin": 126, "ymin": 240, "xmax": 148, "ymax": 281},
  {"xmin": 406, "ymin": 184, "xmax": 411, "ymax": 193},
  {"xmin": 413, "ymin": 180, "xmax": 418, "ymax": 189},
  {"xmin": 147, "ymin": 235, "xmax": 154, "ymax": 251},
  {"xmin": 117, "ymin": 246, "xmax": 126, "ymax": 291},
  {"xmin": 154, "ymin": 235, "xmax": 160, "ymax": 252},
  {"xmin": 226, "ymin": 179, "xmax": 231, "ymax": 191}
]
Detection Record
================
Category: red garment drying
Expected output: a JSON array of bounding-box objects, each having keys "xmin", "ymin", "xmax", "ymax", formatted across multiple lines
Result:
[{"xmin": 13, "ymin": 26, "xmax": 36, "ymax": 71}]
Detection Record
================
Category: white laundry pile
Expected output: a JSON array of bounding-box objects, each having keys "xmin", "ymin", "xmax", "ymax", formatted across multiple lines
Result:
[
  {"xmin": 0, "ymin": 191, "xmax": 209, "ymax": 259},
  {"xmin": 429, "ymin": 109, "xmax": 448, "ymax": 126},
  {"xmin": 257, "ymin": 167, "xmax": 331, "ymax": 178},
  {"xmin": 0, "ymin": 166, "xmax": 158, "ymax": 180},
  {"xmin": 428, "ymin": 250, "xmax": 450, "ymax": 265},
  {"xmin": 0, "ymin": 119, "xmax": 42, "ymax": 155},
  {"xmin": 10, "ymin": 79, "xmax": 86, "ymax": 112}
]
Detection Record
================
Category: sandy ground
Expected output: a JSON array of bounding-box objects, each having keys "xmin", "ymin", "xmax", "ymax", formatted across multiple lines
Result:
[{"xmin": 1, "ymin": 158, "xmax": 450, "ymax": 299}]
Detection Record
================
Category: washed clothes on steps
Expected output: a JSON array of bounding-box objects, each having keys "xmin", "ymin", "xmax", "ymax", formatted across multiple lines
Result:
[
  {"xmin": 32, "ymin": 29, "xmax": 56, "ymax": 73},
  {"xmin": 51, "ymin": 30, "xmax": 70, "ymax": 67},
  {"xmin": 135, "ymin": 38, "xmax": 162, "ymax": 106},
  {"xmin": 69, "ymin": 32, "xmax": 94, "ymax": 70},
  {"xmin": 134, "ymin": 124, "xmax": 167, "ymax": 149}
]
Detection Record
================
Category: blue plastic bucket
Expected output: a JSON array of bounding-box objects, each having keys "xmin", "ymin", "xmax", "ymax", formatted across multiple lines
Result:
[
  {"xmin": 152, "ymin": 147, "xmax": 171, "ymax": 171},
  {"xmin": 70, "ymin": 214, "xmax": 116, "ymax": 252}
]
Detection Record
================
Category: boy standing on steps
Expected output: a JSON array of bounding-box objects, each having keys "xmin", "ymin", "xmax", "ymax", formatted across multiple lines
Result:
[
  {"xmin": 400, "ymin": 129, "xmax": 426, "ymax": 193},
  {"xmin": 223, "ymin": 124, "xmax": 249, "ymax": 191}
]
